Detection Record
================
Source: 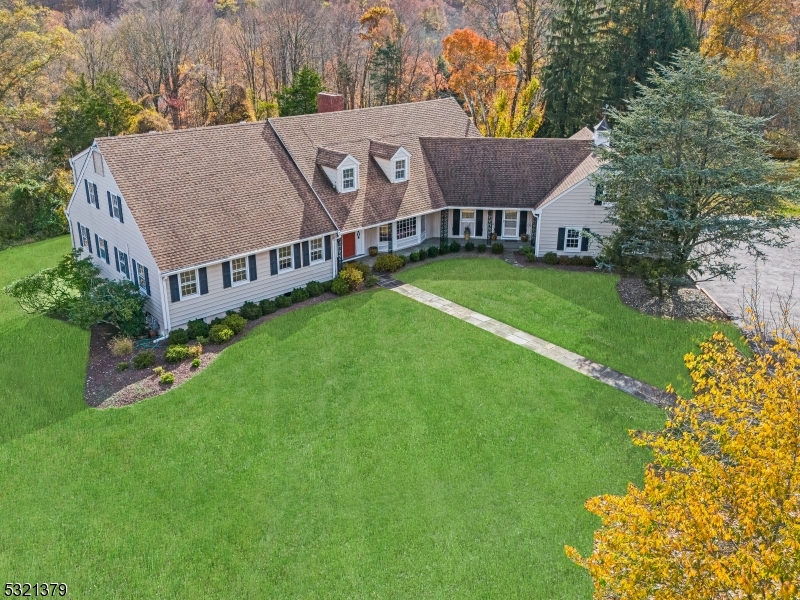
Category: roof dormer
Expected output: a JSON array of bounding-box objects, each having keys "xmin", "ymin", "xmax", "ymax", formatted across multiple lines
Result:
[
  {"xmin": 370, "ymin": 141, "xmax": 411, "ymax": 183},
  {"xmin": 316, "ymin": 148, "xmax": 360, "ymax": 193}
]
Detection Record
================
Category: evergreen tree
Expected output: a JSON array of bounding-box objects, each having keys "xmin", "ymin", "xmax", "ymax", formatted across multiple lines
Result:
[
  {"xmin": 54, "ymin": 73, "xmax": 141, "ymax": 156},
  {"xmin": 596, "ymin": 51, "xmax": 800, "ymax": 293},
  {"xmin": 603, "ymin": 0, "xmax": 697, "ymax": 110},
  {"xmin": 275, "ymin": 67, "xmax": 324, "ymax": 117},
  {"xmin": 539, "ymin": 0, "xmax": 606, "ymax": 137},
  {"xmin": 370, "ymin": 41, "xmax": 403, "ymax": 106}
]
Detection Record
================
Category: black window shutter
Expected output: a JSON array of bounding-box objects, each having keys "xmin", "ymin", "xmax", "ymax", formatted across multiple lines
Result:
[
  {"xmin": 94, "ymin": 234, "xmax": 99, "ymax": 256},
  {"xmin": 475, "ymin": 210, "xmax": 483, "ymax": 237},
  {"xmin": 103, "ymin": 240, "xmax": 109, "ymax": 264},
  {"xmin": 293, "ymin": 243, "xmax": 301, "ymax": 269},
  {"xmin": 451, "ymin": 209, "xmax": 460, "ymax": 236},
  {"xmin": 581, "ymin": 228, "xmax": 590, "ymax": 251},
  {"xmin": 302, "ymin": 241, "xmax": 310, "ymax": 267},
  {"xmin": 144, "ymin": 266, "xmax": 151, "ymax": 296},
  {"xmin": 107, "ymin": 191, "xmax": 113, "ymax": 217},
  {"xmin": 169, "ymin": 274, "xmax": 180, "ymax": 302},
  {"xmin": 557, "ymin": 228, "xmax": 566, "ymax": 251},
  {"xmin": 132, "ymin": 259, "xmax": 138, "ymax": 283},
  {"xmin": 494, "ymin": 210, "xmax": 502, "ymax": 235},
  {"xmin": 248, "ymin": 255, "xmax": 257, "ymax": 281},
  {"xmin": 118, "ymin": 197, "xmax": 124, "ymax": 223},
  {"xmin": 324, "ymin": 235, "xmax": 332, "ymax": 260},
  {"xmin": 519, "ymin": 211, "xmax": 528, "ymax": 236},
  {"xmin": 86, "ymin": 228, "xmax": 92, "ymax": 253},
  {"xmin": 198, "ymin": 267, "xmax": 208, "ymax": 294},
  {"xmin": 84, "ymin": 180, "xmax": 91, "ymax": 204},
  {"xmin": 114, "ymin": 247, "xmax": 120, "ymax": 272},
  {"xmin": 222, "ymin": 261, "xmax": 232, "ymax": 288},
  {"xmin": 77, "ymin": 221, "xmax": 83, "ymax": 246},
  {"xmin": 270, "ymin": 249, "xmax": 278, "ymax": 275}
]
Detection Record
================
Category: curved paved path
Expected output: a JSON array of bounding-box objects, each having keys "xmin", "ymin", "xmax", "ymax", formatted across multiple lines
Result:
[{"xmin": 386, "ymin": 280, "xmax": 675, "ymax": 408}]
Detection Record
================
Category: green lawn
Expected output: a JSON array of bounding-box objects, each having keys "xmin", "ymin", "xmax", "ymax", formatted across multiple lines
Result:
[
  {"xmin": 0, "ymin": 287, "xmax": 663, "ymax": 598},
  {"xmin": 0, "ymin": 236, "xmax": 89, "ymax": 444},
  {"xmin": 399, "ymin": 258, "xmax": 743, "ymax": 395}
]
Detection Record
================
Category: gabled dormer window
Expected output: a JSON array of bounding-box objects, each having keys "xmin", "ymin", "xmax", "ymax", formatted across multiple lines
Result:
[
  {"xmin": 342, "ymin": 167, "xmax": 355, "ymax": 190},
  {"xmin": 395, "ymin": 159, "xmax": 406, "ymax": 180}
]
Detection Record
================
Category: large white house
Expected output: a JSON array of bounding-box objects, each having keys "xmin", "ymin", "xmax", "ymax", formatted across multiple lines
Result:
[{"xmin": 65, "ymin": 96, "xmax": 610, "ymax": 334}]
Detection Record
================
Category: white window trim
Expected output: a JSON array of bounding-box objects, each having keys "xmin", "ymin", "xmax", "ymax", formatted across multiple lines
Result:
[
  {"xmin": 230, "ymin": 256, "xmax": 250, "ymax": 287},
  {"xmin": 136, "ymin": 262, "xmax": 147, "ymax": 292},
  {"xmin": 501, "ymin": 210, "xmax": 519, "ymax": 239},
  {"xmin": 340, "ymin": 166, "xmax": 357, "ymax": 192},
  {"xmin": 394, "ymin": 159, "xmax": 407, "ymax": 181},
  {"xmin": 97, "ymin": 236, "xmax": 108, "ymax": 261},
  {"xmin": 111, "ymin": 194, "xmax": 123, "ymax": 221},
  {"xmin": 92, "ymin": 152, "xmax": 104, "ymax": 176},
  {"xmin": 87, "ymin": 181, "xmax": 97, "ymax": 205},
  {"xmin": 118, "ymin": 249, "xmax": 131, "ymax": 279},
  {"xmin": 564, "ymin": 226, "xmax": 583, "ymax": 253},
  {"xmin": 277, "ymin": 245, "xmax": 294, "ymax": 273},
  {"xmin": 79, "ymin": 225, "xmax": 90, "ymax": 247},
  {"xmin": 309, "ymin": 237, "xmax": 325, "ymax": 264},
  {"xmin": 178, "ymin": 268, "xmax": 199, "ymax": 299}
]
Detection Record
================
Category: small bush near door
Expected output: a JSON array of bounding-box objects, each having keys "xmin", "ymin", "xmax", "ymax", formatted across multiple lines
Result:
[
  {"xmin": 558, "ymin": 255, "xmax": 570, "ymax": 265},
  {"xmin": 476, "ymin": 243, "xmax": 486, "ymax": 253},
  {"xmin": 416, "ymin": 249, "xmax": 425, "ymax": 261},
  {"xmin": 464, "ymin": 241, "xmax": 475, "ymax": 251},
  {"xmin": 543, "ymin": 252, "xmax": 558, "ymax": 264},
  {"xmin": 374, "ymin": 254, "xmax": 404, "ymax": 273},
  {"xmin": 167, "ymin": 328, "xmax": 189, "ymax": 345},
  {"xmin": 240, "ymin": 301, "xmax": 262, "ymax": 321},
  {"xmin": 291, "ymin": 287, "xmax": 310, "ymax": 303},
  {"xmin": 305, "ymin": 281, "xmax": 324, "ymax": 297},
  {"xmin": 187, "ymin": 318, "xmax": 209, "ymax": 340},
  {"xmin": 209, "ymin": 324, "xmax": 234, "ymax": 343},
  {"xmin": 365, "ymin": 275, "xmax": 378, "ymax": 288},
  {"xmin": 581, "ymin": 256, "xmax": 596, "ymax": 267},
  {"xmin": 259, "ymin": 299, "xmax": 277, "ymax": 315},
  {"xmin": 449, "ymin": 241, "xmax": 461, "ymax": 252},
  {"xmin": 331, "ymin": 277, "xmax": 350, "ymax": 295},
  {"xmin": 223, "ymin": 313, "xmax": 247, "ymax": 335},
  {"xmin": 568, "ymin": 255, "xmax": 583, "ymax": 266},
  {"xmin": 520, "ymin": 246, "xmax": 536, "ymax": 261},
  {"xmin": 427, "ymin": 246, "xmax": 439, "ymax": 258},
  {"xmin": 275, "ymin": 295, "xmax": 292, "ymax": 309},
  {"xmin": 409, "ymin": 252, "xmax": 419, "ymax": 262},
  {"xmin": 439, "ymin": 243, "xmax": 450, "ymax": 255},
  {"xmin": 491, "ymin": 242, "xmax": 504, "ymax": 254}
]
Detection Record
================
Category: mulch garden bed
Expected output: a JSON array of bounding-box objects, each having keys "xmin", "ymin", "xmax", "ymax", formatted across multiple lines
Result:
[
  {"xmin": 616, "ymin": 277, "xmax": 729, "ymax": 321},
  {"xmin": 512, "ymin": 251, "xmax": 598, "ymax": 272},
  {"xmin": 87, "ymin": 292, "xmax": 337, "ymax": 409}
]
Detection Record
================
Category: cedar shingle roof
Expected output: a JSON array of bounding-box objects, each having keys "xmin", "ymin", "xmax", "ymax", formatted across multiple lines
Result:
[
  {"xmin": 269, "ymin": 98, "xmax": 481, "ymax": 231},
  {"xmin": 95, "ymin": 122, "xmax": 336, "ymax": 273},
  {"xmin": 418, "ymin": 138, "xmax": 594, "ymax": 209}
]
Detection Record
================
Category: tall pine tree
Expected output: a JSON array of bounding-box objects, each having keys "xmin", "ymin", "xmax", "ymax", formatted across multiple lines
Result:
[
  {"xmin": 539, "ymin": 0, "xmax": 606, "ymax": 137},
  {"xmin": 603, "ymin": 0, "xmax": 697, "ymax": 110}
]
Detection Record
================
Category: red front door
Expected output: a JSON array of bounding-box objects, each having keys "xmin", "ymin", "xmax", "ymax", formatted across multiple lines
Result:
[{"xmin": 343, "ymin": 232, "xmax": 356, "ymax": 259}]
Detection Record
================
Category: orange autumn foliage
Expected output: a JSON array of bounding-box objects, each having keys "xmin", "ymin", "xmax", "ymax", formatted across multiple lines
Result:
[{"xmin": 567, "ymin": 322, "xmax": 800, "ymax": 598}]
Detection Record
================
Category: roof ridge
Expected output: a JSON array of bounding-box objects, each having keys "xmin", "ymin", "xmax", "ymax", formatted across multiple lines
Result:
[
  {"xmin": 268, "ymin": 97, "xmax": 460, "ymax": 124},
  {"xmin": 95, "ymin": 120, "xmax": 266, "ymax": 142}
]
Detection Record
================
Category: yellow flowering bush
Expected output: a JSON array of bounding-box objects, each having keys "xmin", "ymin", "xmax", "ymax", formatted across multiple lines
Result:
[{"xmin": 567, "ymin": 316, "xmax": 800, "ymax": 598}]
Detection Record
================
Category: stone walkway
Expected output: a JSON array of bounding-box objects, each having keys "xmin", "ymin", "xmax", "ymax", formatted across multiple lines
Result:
[{"xmin": 387, "ymin": 282, "xmax": 675, "ymax": 408}]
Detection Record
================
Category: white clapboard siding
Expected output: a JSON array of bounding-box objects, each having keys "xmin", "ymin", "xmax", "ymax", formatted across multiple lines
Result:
[
  {"xmin": 537, "ymin": 179, "xmax": 613, "ymax": 256},
  {"xmin": 166, "ymin": 255, "xmax": 335, "ymax": 329},
  {"xmin": 66, "ymin": 149, "xmax": 165, "ymax": 330}
]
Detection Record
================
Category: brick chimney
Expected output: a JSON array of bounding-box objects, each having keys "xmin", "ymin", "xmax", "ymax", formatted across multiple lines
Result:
[{"xmin": 317, "ymin": 92, "xmax": 345, "ymax": 113}]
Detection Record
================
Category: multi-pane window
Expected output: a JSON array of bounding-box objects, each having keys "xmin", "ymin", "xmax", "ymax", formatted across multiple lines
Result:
[
  {"xmin": 342, "ymin": 167, "xmax": 355, "ymax": 190},
  {"xmin": 111, "ymin": 194, "xmax": 122, "ymax": 220},
  {"xmin": 278, "ymin": 245, "xmax": 293, "ymax": 270},
  {"xmin": 137, "ymin": 263, "xmax": 147, "ymax": 291},
  {"xmin": 93, "ymin": 152, "xmax": 104, "ymax": 176},
  {"xmin": 118, "ymin": 250, "xmax": 130, "ymax": 279},
  {"xmin": 97, "ymin": 236, "xmax": 108, "ymax": 261},
  {"xmin": 566, "ymin": 228, "xmax": 581, "ymax": 250},
  {"xmin": 396, "ymin": 217, "xmax": 416, "ymax": 240},
  {"xmin": 395, "ymin": 159, "xmax": 406, "ymax": 180},
  {"xmin": 503, "ymin": 210, "xmax": 518, "ymax": 238},
  {"xmin": 79, "ymin": 225, "xmax": 90, "ymax": 247},
  {"xmin": 379, "ymin": 223, "xmax": 392, "ymax": 242},
  {"xmin": 179, "ymin": 269, "xmax": 197, "ymax": 297},
  {"xmin": 231, "ymin": 257, "xmax": 248, "ymax": 283},
  {"xmin": 310, "ymin": 238, "xmax": 324, "ymax": 262},
  {"xmin": 87, "ymin": 181, "xmax": 97, "ymax": 205}
]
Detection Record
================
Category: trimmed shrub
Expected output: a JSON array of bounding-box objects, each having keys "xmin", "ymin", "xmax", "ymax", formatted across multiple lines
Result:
[
  {"xmin": 449, "ymin": 240, "xmax": 460, "ymax": 253},
  {"xmin": 306, "ymin": 281, "xmax": 324, "ymax": 297},
  {"xmin": 153, "ymin": 366, "xmax": 165, "ymax": 377},
  {"xmin": 322, "ymin": 280, "xmax": 333, "ymax": 292},
  {"xmin": 569, "ymin": 255, "xmax": 583, "ymax": 266},
  {"xmin": 291, "ymin": 287, "xmax": 310, "ymax": 303},
  {"xmin": 275, "ymin": 295, "xmax": 292, "ymax": 309},
  {"xmin": 259, "ymin": 299, "xmax": 277, "ymax": 315},
  {"xmin": 398, "ymin": 254, "xmax": 408, "ymax": 266},
  {"xmin": 416, "ymin": 249, "xmax": 425, "ymax": 261},
  {"xmin": 116, "ymin": 361, "xmax": 130, "ymax": 372},
  {"xmin": 209, "ymin": 316, "xmax": 225, "ymax": 327},
  {"xmin": 331, "ymin": 277, "xmax": 350, "ymax": 296},
  {"xmin": 132, "ymin": 350, "xmax": 155, "ymax": 369},
  {"xmin": 346, "ymin": 262, "xmax": 371, "ymax": 278},
  {"xmin": 240, "ymin": 301, "xmax": 262, "ymax": 321},
  {"xmin": 543, "ymin": 252, "xmax": 558, "ymax": 264},
  {"xmin": 167, "ymin": 328, "xmax": 189, "ymax": 345},
  {"xmin": 187, "ymin": 318, "xmax": 209, "ymax": 340},
  {"xmin": 491, "ymin": 242, "xmax": 504, "ymax": 254},
  {"xmin": 427, "ymin": 246, "xmax": 439, "ymax": 258},
  {"xmin": 339, "ymin": 266, "xmax": 364, "ymax": 290},
  {"xmin": 191, "ymin": 358, "xmax": 200, "ymax": 369},
  {"xmin": 209, "ymin": 324, "xmax": 234, "ymax": 343},
  {"xmin": 477, "ymin": 243, "xmax": 487, "ymax": 253},
  {"xmin": 196, "ymin": 335, "xmax": 209, "ymax": 344},
  {"xmin": 165, "ymin": 344, "xmax": 190, "ymax": 363},
  {"xmin": 439, "ymin": 243, "xmax": 450, "ymax": 255},
  {"xmin": 108, "ymin": 336, "xmax": 133, "ymax": 357},
  {"xmin": 520, "ymin": 246, "xmax": 537, "ymax": 262},
  {"xmin": 374, "ymin": 254, "xmax": 404, "ymax": 273},
  {"xmin": 365, "ymin": 275, "xmax": 378, "ymax": 288},
  {"xmin": 187, "ymin": 344, "xmax": 202, "ymax": 359},
  {"xmin": 464, "ymin": 241, "xmax": 475, "ymax": 251},
  {"xmin": 409, "ymin": 251, "xmax": 419, "ymax": 262},
  {"xmin": 558, "ymin": 254, "xmax": 571, "ymax": 265},
  {"xmin": 223, "ymin": 313, "xmax": 247, "ymax": 335},
  {"xmin": 160, "ymin": 372, "xmax": 175, "ymax": 385}
]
